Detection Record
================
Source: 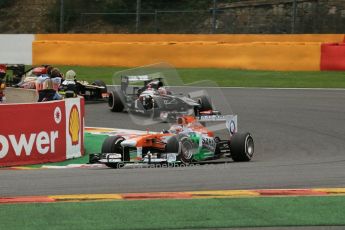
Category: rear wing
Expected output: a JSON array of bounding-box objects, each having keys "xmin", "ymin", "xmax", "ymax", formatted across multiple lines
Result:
[
  {"xmin": 198, "ymin": 114, "xmax": 238, "ymax": 137},
  {"xmin": 121, "ymin": 75, "xmax": 151, "ymax": 93},
  {"xmin": 120, "ymin": 74, "xmax": 165, "ymax": 94},
  {"xmin": 122, "ymin": 75, "xmax": 150, "ymax": 82}
]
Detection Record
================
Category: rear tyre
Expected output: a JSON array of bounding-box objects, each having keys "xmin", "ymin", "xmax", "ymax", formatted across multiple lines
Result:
[
  {"xmin": 198, "ymin": 95, "xmax": 213, "ymax": 111},
  {"xmin": 230, "ymin": 132, "xmax": 254, "ymax": 162},
  {"xmin": 92, "ymin": 80, "xmax": 107, "ymax": 99},
  {"xmin": 109, "ymin": 90, "xmax": 124, "ymax": 112},
  {"xmin": 101, "ymin": 135, "xmax": 129, "ymax": 168},
  {"xmin": 92, "ymin": 80, "xmax": 107, "ymax": 94}
]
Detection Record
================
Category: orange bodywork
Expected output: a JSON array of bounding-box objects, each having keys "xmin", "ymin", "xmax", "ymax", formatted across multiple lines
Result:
[
  {"xmin": 133, "ymin": 133, "xmax": 172, "ymax": 149},
  {"xmin": 126, "ymin": 115, "xmax": 214, "ymax": 149},
  {"xmin": 184, "ymin": 116, "xmax": 214, "ymax": 137}
]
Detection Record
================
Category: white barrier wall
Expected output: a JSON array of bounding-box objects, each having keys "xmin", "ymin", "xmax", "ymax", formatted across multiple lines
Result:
[{"xmin": 0, "ymin": 34, "xmax": 34, "ymax": 65}]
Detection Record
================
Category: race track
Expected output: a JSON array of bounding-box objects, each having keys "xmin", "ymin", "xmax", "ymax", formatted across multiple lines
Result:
[{"xmin": 1, "ymin": 88, "xmax": 345, "ymax": 196}]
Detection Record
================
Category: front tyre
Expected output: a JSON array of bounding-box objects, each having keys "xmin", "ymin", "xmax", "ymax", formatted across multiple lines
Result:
[
  {"xmin": 230, "ymin": 132, "xmax": 254, "ymax": 162},
  {"xmin": 166, "ymin": 135, "xmax": 197, "ymax": 164},
  {"xmin": 178, "ymin": 135, "xmax": 197, "ymax": 164},
  {"xmin": 101, "ymin": 135, "xmax": 129, "ymax": 168},
  {"xmin": 108, "ymin": 90, "xmax": 124, "ymax": 112}
]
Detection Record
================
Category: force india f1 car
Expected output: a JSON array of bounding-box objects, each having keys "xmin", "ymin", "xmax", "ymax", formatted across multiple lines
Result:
[
  {"xmin": 108, "ymin": 75, "xmax": 216, "ymax": 121},
  {"xmin": 89, "ymin": 115, "xmax": 254, "ymax": 168}
]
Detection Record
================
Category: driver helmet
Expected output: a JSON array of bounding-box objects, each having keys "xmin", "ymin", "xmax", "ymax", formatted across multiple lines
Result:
[
  {"xmin": 177, "ymin": 117, "xmax": 187, "ymax": 126},
  {"xmin": 157, "ymin": 86, "xmax": 167, "ymax": 95},
  {"xmin": 169, "ymin": 124, "xmax": 183, "ymax": 134},
  {"xmin": 146, "ymin": 84, "xmax": 154, "ymax": 91},
  {"xmin": 140, "ymin": 88, "xmax": 155, "ymax": 97},
  {"xmin": 147, "ymin": 80, "xmax": 160, "ymax": 89}
]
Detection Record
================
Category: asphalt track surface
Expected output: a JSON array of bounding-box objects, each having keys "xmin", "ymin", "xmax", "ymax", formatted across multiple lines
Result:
[{"xmin": 1, "ymin": 87, "xmax": 345, "ymax": 196}]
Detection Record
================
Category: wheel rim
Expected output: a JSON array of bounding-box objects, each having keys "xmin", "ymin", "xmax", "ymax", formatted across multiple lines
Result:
[
  {"xmin": 114, "ymin": 138, "xmax": 124, "ymax": 153},
  {"xmin": 245, "ymin": 136, "xmax": 254, "ymax": 157},
  {"xmin": 181, "ymin": 140, "xmax": 194, "ymax": 160}
]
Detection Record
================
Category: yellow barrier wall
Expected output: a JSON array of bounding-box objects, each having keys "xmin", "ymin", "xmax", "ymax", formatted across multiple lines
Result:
[{"xmin": 33, "ymin": 34, "xmax": 343, "ymax": 70}]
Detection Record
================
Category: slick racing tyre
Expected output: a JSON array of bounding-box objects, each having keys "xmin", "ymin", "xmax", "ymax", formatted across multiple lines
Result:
[
  {"xmin": 179, "ymin": 136, "xmax": 196, "ymax": 164},
  {"xmin": 101, "ymin": 135, "xmax": 129, "ymax": 168},
  {"xmin": 92, "ymin": 80, "xmax": 107, "ymax": 94},
  {"xmin": 198, "ymin": 95, "xmax": 213, "ymax": 111},
  {"xmin": 166, "ymin": 136, "xmax": 179, "ymax": 153},
  {"xmin": 109, "ymin": 90, "xmax": 124, "ymax": 112},
  {"xmin": 230, "ymin": 132, "xmax": 254, "ymax": 162},
  {"xmin": 167, "ymin": 135, "xmax": 197, "ymax": 164}
]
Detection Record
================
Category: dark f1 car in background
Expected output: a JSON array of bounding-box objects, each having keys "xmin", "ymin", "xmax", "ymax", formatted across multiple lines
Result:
[
  {"xmin": 90, "ymin": 114, "xmax": 254, "ymax": 168},
  {"xmin": 59, "ymin": 75, "xmax": 108, "ymax": 101},
  {"xmin": 59, "ymin": 80, "xmax": 108, "ymax": 100},
  {"xmin": 108, "ymin": 75, "xmax": 217, "ymax": 122}
]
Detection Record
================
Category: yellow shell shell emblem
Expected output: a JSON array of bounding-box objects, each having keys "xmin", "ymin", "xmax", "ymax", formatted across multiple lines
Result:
[{"xmin": 69, "ymin": 105, "xmax": 80, "ymax": 145}]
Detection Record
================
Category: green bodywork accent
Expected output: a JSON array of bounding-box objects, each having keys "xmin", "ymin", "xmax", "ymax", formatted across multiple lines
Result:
[
  {"xmin": 193, "ymin": 149, "xmax": 215, "ymax": 161},
  {"xmin": 126, "ymin": 133, "xmax": 215, "ymax": 162},
  {"xmin": 188, "ymin": 133, "xmax": 215, "ymax": 161}
]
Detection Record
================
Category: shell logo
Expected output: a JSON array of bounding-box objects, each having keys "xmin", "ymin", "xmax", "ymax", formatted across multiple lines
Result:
[{"xmin": 69, "ymin": 105, "xmax": 80, "ymax": 145}]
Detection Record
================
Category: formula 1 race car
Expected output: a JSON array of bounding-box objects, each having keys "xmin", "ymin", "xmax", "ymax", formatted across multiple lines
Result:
[
  {"xmin": 108, "ymin": 75, "xmax": 217, "ymax": 121},
  {"xmin": 1, "ymin": 64, "xmax": 108, "ymax": 101},
  {"xmin": 59, "ymin": 79, "xmax": 108, "ymax": 101},
  {"xmin": 89, "ymin": 115, "xmax": 254, "ymax": 168},
  {"xmin": 0, "ymin": 64, "xmax": 44, "ymax": 88}
]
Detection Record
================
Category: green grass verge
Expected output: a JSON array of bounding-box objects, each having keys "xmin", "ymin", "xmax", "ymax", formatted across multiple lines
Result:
[
  {"xmin": 1, "ymin": 196, "xmax": 345, "ymax": 230},
  {"xmin": 53, "ymin": 65, "xmax": 345, "ymax": 88}
]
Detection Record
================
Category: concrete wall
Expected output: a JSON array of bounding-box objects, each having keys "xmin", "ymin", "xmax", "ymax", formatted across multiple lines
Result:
[{"xmin": 0, "ymin": 35, "xmax": 34, "ymax": 65}]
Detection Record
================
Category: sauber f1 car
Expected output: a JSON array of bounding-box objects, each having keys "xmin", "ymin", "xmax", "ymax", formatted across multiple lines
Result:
[
  {"xmin": 89, "ymin": 115, "xmax": 254, "ymax": 168},
  {"xmin": 108, "ymin": 75, "xmax": 217, "ymax": 121}
]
